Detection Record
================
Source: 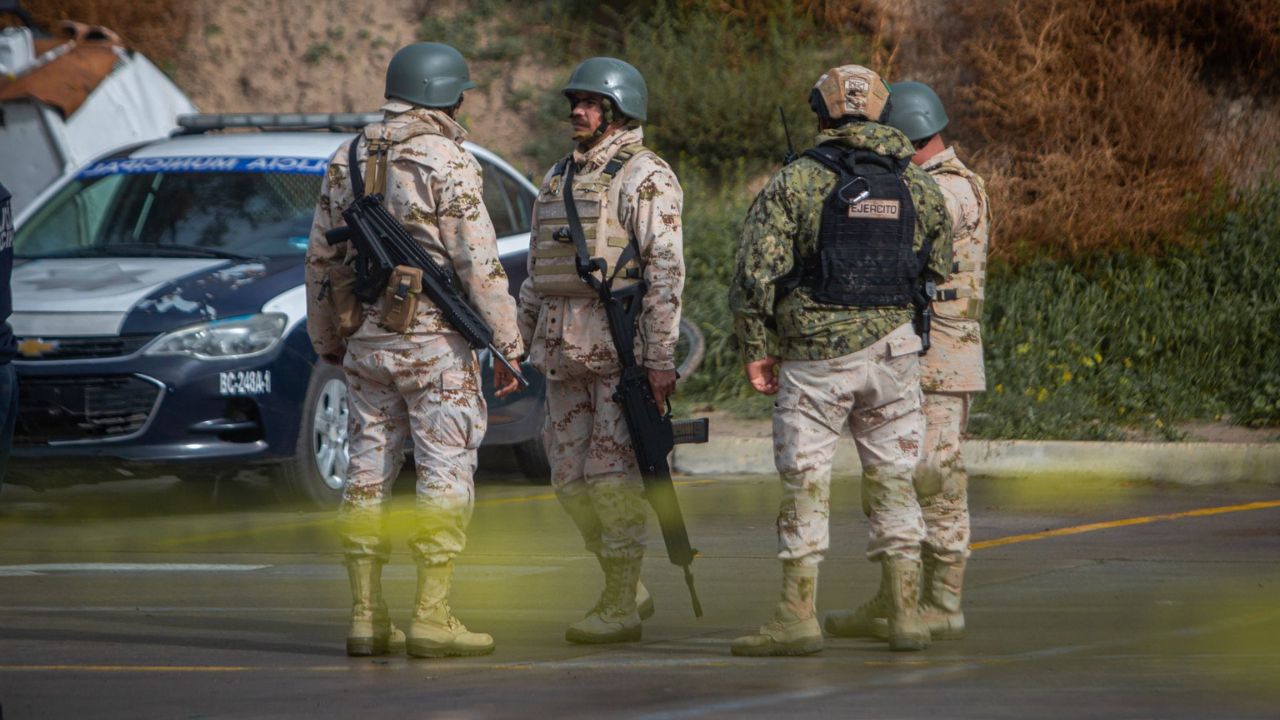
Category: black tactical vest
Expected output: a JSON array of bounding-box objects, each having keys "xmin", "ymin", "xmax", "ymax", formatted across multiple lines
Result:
[{"xmin": 794, "ymin": 144, "xmax": 924, "ymax": 307}]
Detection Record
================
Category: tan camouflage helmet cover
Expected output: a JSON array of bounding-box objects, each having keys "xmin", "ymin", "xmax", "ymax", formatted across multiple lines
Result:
[{"xmin": 810, "ymin": 65, "xmax": 891, "ymax": 123}]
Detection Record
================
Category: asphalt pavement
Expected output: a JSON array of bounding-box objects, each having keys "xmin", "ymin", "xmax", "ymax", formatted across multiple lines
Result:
[{"xmin": 1, "ymin": 461, "xmax": 1278, "ymax": 719}]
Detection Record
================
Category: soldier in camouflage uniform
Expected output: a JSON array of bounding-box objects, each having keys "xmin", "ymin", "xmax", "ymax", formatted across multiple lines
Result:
[
  {"xmin": 729, "ymin": 66, "xmax": 952, "ymax": 656},
  {"xmin": 516, "ymin": 57, "xmax": 684, "ymax": 644},
  {"xmin": 826, "ymin": 81, "xmax": 991, "ymax": 642},
  {"xmin": 305, "ymin": 42, "xmax": 523, "ymax": 659}
]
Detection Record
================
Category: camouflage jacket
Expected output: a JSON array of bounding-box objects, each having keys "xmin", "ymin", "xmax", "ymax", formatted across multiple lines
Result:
[
  {"xmin": 517, "ymin": 127, "xmax": 685, "ymax": 375},
  {"xmin": 920, "ymin": 146, "xmax": 991, "ymax": 393},
  {"xmin": 305, "ymin": 101, "xmax": 523, "ymax": 360},
  {"xmin": 730, "ymin": 122, "xmax": 952, "ymax": 362}
]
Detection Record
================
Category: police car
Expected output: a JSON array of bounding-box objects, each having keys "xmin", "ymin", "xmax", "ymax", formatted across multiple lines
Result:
[{"xmin": 8, "ymin": 113, "xmax": 549, "ymax": 506}]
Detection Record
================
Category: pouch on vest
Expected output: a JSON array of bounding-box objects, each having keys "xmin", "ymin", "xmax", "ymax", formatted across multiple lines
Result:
[
  {"xmin": 327, "ymin": 263, "xmax": 364, "ymax": 337},
  {"xmin": 378, "ymin": 265, "xmax": 423, "ymax": 333}
]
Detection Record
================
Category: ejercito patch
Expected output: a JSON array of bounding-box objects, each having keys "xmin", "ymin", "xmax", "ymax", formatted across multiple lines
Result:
[{"xmin": 848, "ymin": 198, "xmax": 900, "ymax": 219}]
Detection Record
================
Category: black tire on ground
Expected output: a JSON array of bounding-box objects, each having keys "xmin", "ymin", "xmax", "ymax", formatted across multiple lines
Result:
[
  {"xmin": 513, "ymin": 433, "xmax": 551, "ymax": 485},
  {"xmin": 675, "ymin": 318, "xmax": 705, "ymax": 381},
  {"xmin": 276, "ymin": 361, "xmax": 349, "ymax": 508}
]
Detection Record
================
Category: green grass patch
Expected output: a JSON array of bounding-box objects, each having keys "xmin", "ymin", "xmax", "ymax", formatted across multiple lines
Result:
[{"xmin": 970, "ymin": 183, "xmax": 1280, "ymax": 439}]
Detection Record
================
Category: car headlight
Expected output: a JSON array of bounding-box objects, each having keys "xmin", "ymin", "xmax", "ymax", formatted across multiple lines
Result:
[{"xmin": 144, "ymin": 313, "xmax": 288, "ymax": 360}]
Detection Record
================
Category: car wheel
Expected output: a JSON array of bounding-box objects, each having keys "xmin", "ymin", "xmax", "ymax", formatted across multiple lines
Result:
[
  {"xmin": 513, "ymin": 432, "xmax": 551, "ymax": 485},
  {"xmin": 278, "ymin": 361, "xmax": 349, "ymax": 508}
]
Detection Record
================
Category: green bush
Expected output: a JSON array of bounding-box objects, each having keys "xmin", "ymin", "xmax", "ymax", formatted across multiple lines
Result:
[
  {"xmin": 508, "ymin": 1, "xmax": 872, "ymax": 179},
  {"xmin": 969, "ymin": 182, "xmax": 1280, "ymax": 438},
  {"xmin": 618, "ymin": 2, "xmax": 869, "ymax": 179},
  {"xmin": 673, "ymin": 168, "xmax": 774, "ymax": 415}
]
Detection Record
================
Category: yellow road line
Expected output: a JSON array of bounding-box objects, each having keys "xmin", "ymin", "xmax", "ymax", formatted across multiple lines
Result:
[{"xmin": 971, "ymin": 499, "xmax": 1280, "ymax": 551}]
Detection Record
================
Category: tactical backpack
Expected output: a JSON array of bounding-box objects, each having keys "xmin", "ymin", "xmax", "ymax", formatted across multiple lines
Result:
[{"xmin": 790, "ymin": 144, "xmax": 929, "ymax": 308}]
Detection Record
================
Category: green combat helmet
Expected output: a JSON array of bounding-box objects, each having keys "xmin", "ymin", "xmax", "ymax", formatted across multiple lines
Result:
[
  {"xmin": 809, "ymin": 65, "xmax": 891, "ymax": 124},
  {"xmin": 885, "ymin": 81, "xmax": 949, "ymax": 143},
  {"xmin": 384, "ymin": 42, "xmax": 476, "ymax": 109},
  {"xmin": 562, "ymin": 57, "xmax": 648, "ymax": 122}
]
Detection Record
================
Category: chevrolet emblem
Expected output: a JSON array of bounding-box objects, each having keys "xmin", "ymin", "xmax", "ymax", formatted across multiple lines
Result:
[{"xmin": 17, "ymin": 337, "xmax": 59, "ymax": 359}]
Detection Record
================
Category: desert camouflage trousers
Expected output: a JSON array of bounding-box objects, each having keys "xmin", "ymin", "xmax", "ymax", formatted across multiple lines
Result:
[
  {"xmin": 774, "ymin": 322, "xmax": 927, "ymax": 566},
  {"xmin": 916, "ymin": 391, "xmax": 972, "ymax": 564},
  {"xmin": 338, "ymin": 333, "xmax": 486, "ymax": 566},
  {"xmin": 544, "ymin": 362, "xmax": 647, "ymax": 561}
]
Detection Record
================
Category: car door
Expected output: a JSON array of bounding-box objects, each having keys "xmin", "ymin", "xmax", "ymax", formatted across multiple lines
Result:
[{"xmin": 476, "ymin": 156, "xmax": 535, "ymax": 296}]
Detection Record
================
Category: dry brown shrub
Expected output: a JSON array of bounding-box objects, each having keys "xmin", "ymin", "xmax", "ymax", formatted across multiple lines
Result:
[
  {"xmin": 6, "ymin": 0, "xmax": 191, "ymax": 68},
  {"xmin": 698, "ymin": 0, "xmax": 884, "ymax": 37},
  {"xmin": 1126, "ymin": 0, "xmax": 1280, "ymax": 92},
  {"xmin": 953, "ymin": 0, "xmax": 1214, "ymax": 260},
  {"xmin": 878, "ymin": 0, "xmax": 1280, "ymax": 261}
]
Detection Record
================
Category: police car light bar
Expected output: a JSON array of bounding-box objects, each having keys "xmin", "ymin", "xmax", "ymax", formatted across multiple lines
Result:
[{"xmin": 175, "ymin": 113, "xmax": 383, "ymax": 134}]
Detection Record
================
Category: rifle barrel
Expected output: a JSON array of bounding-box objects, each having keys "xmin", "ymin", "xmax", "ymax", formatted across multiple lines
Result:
[
  {"xmin": 683, "ymin": 564, "xmax": 704, "ymax": 618},
  {"xmin": 487, "ymin": 343, "xmax": 528, "ymax": 388}
]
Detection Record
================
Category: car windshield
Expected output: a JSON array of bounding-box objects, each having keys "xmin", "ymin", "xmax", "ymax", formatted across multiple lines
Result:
[{"xmin": 16, "ymin": 163, "xmax": 322, "ymax": 259}]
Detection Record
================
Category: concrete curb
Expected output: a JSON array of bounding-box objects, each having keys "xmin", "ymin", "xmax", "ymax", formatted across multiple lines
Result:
[{"xmin": 673, "ymin": 436, "xmax": 1280, "ymax": 485}]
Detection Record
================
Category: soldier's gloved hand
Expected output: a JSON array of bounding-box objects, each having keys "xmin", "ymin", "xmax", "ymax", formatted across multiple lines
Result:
[
  {"xmin": 744, "ymin": 356, "xmax": 781, "ymax": 395},
  {"xmin": 493, "ymin": 358, "xmax": 521, "ymax": 398},
  {"xmin": 646, "ymin": 368, "xmax": 677, "ymax": 409}
]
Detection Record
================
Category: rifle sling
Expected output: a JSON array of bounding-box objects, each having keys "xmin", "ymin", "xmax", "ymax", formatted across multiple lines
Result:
[
  {"xmin": 347, "ymin": 135, "xmax": 365, "ymax": 200},
  {"xmin": 563, "ymin": 162, "xmax": 641, "ymax": 291}
]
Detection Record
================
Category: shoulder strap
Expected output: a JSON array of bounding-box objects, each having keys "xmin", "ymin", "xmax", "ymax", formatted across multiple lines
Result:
[
  {"xmin": 347, "ymin": 135, "xmax": 365, "ymax": 200},
  {"xmin": 552, "ymin": 155, "xmax": 571, "ymax": 179},
  {"xmin": 562, "ymin": 161, "xmax": 604, "ymax": 294},
  {"xmin": 601, "ymin": 143, "xmax": 651, "ymax": 281},
  {"xmin": 848, "ymin": 149, "xmax": 902, "ymax": 174},
  {"xmin": 801, "ymin": 144, "xmax": 846, "ymax": 176},
  {"xmin": 602, "ymin": 143, "xmax": 648, "ymax": 179}
]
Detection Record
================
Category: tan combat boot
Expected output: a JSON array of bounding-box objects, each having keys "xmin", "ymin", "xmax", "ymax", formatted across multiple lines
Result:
[
  {"xmin": 823, "ymin": 577, "xmax": 889, "ymax": 638},
  {"xmin": 566, "ymin": 556, "xmax": 643, "ymax": 644},
  {"xmin": 885, "ymin": 557, "xmax": 930, "ymax": 651},
  {"xmin": 636, "ymin": 580, "xmax": 655, "ymax": 621},
  {"xmin": 868, "ymin": 555, "xmax": 967, "ymax": 640},
  {"xmin": 731, "ymin": 563, "xmax": 824, "ymax": 657},
  {"xmin": 919, "ymin": 556, "xmax": 966, "ymax": 639},
  {"xmin": 344, "ymin": 559, "xmax": 406, "ymax": 657},
  {"xmin": 407, "ymin": 561, "xmax": 494, "ymax": 658},
  {"xmin": 594, "ymin": 555, "xmax": 655, "ymax": 621}
]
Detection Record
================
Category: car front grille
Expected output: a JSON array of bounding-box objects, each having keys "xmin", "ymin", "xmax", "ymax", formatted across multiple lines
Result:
[
  {"xmin": 15, "ymin": 335, "xmax": 156, "ymax": 361},
  {"xmin": 15, "ymin": 375, "xmax": 161, "ymax": 445}
]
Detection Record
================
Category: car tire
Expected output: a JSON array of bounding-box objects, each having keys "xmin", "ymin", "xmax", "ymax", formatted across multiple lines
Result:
[
  {"xmin": 278, "ymin": 361, "xmax": 349, "ymax": 508},
  {"xmin": 513, "ymin": 433, "xmax": 551, "ymax": 485}
]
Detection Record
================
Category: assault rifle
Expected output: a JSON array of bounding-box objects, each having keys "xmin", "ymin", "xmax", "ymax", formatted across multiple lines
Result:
[
  {"xmin": 324, "ymin": 137, "xmax": 526, "ymax": 385},
  {"xmin": 562, "ymin": 161, "xmax": 709, "ymax": 618}
]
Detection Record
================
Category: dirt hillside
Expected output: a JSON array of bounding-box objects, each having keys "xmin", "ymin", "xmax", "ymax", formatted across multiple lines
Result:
[{"xmin": 174, "ymin": 0, "xmax": 555, "ymax": 174}]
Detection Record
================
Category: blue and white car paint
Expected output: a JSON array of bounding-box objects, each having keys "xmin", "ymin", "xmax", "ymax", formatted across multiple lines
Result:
[{"xmin": 9, "ymin": 126, "xmax": 546, "ymax": 504}]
